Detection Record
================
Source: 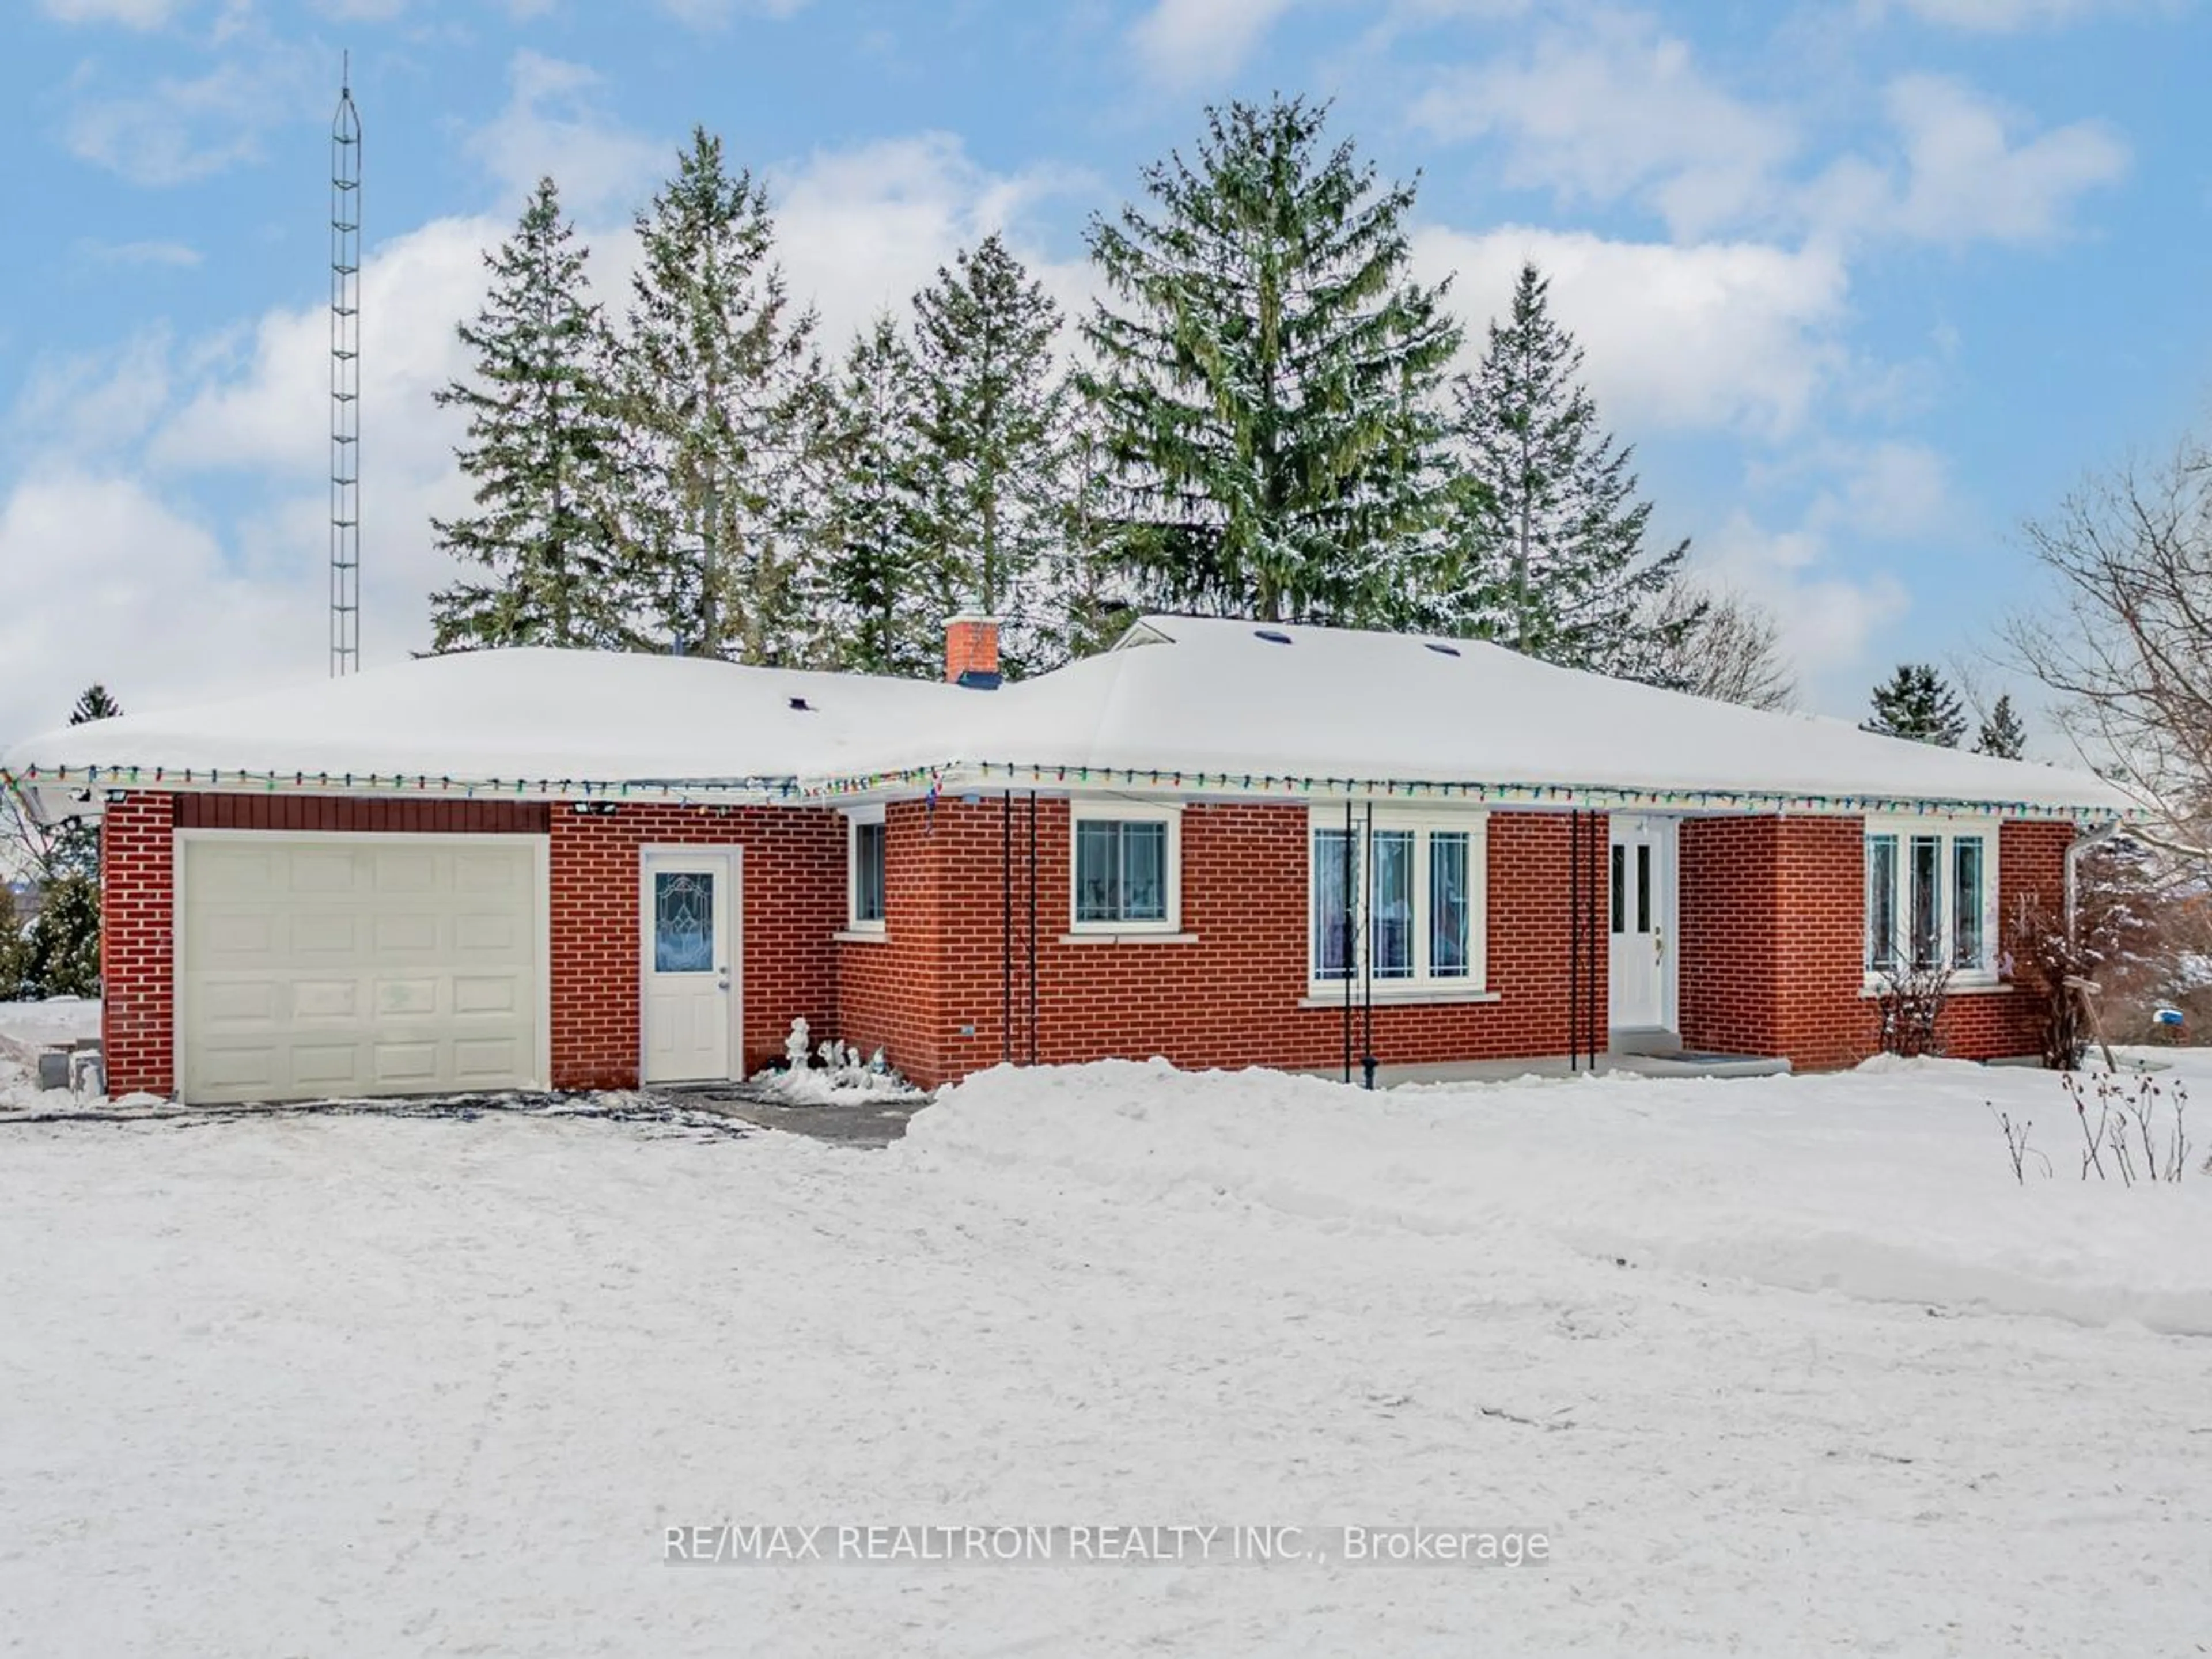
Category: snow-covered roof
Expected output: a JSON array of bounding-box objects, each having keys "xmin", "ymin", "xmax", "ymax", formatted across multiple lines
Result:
[
  {"xmin": 940, "ymin": 615, "xmax": 2134, "ymax": 819},
  {"xmin": 0, "ymin": 617, "xmax": 2135, "ymax": 819},
  {"xmin": 1, "ymin": 647, "xmax": 964, "ymax": 801}
]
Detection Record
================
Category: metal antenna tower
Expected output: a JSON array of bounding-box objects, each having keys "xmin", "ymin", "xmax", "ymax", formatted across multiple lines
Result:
[{"xmin": 329, "ymin": 55, "xmax": 362, "ymax": 676}]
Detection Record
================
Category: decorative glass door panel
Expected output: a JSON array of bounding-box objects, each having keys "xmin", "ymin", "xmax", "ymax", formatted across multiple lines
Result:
[{"xmin": 653, "ymin": 872, "xmax": 715, "ymax": 973}]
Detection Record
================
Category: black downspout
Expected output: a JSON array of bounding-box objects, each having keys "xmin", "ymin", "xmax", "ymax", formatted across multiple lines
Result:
[
  {"xmin": 1001, "ymin": 790, "xmax": 1012, "ymax": 1067},
  {"xmin": 1569, "ymin": 812, "xmax": 1583, "ymax": 1074},
  {"xmin": 1591, "ymin": 818, "xmax": 1604, "ymax": 1071},
  {"xmin": 1589, "ymin": 816, "xmax": 1601, "ymax": 1070},
  {"xmin": 1361, "ymin": 800, "xmax": 1376, "ymax": 1090},
  {"xmin": 1593, "ymin": 816, "xmax": 1603, "ymax": 1070},
  {"xmin": 1342, "ymin": 797, "xmax": 1353, "ymax": 1085},
  {"xmin": 1027, "ymin": 791, "xmax": 1039, "ymax": 1066}
]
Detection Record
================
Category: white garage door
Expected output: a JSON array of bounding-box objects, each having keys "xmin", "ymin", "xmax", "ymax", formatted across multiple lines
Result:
[{"xmin": 177, "ymin": 834, "xmax": 547, "ymax": 1105}]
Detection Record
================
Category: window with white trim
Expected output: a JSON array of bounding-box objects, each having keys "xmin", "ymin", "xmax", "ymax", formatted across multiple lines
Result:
[
  {"xmin": 846, "ymin": 807, "xmax": 886, "ymax": 931},
  {"xmin": 1309, "ymin": 809, "xmax": 1487, "ymax": 993},
  {"xmin": 1070, "ymin": 803, "xmax": 1181, "ymax": 933},
  {"xmin": 1864, "ymin": 816, "xmax": 1996, "ymax": 982}
]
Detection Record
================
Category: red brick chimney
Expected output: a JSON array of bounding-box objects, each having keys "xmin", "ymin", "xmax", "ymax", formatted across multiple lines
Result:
[{"xmin": 945, "ymin": 614, "xmax": 1002, "ymax": 689}]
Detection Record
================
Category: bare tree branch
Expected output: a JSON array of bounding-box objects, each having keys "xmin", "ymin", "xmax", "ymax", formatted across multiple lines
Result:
[
  {"xmin": 1643, "ymin": 580, "xmax": 1798, "ymax": 711},
  {"xmin": 2004, "ymin": 440, "xmax": 2212, "ymax": 864}
]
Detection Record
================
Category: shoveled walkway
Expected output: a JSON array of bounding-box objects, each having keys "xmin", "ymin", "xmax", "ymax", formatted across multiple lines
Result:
[{"xmin": 647, "ymin": 1084, "xmax": 929, "ymax": 1148}]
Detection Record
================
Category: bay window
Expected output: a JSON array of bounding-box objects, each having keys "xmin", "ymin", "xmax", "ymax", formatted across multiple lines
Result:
[
  {"xmin": 1863, "ymin": 816, "xmax": 1997, "ymax": 983},
  {"xmin": 1310, "ymin": 810, "xmax": 1487, "ymax": 995}
]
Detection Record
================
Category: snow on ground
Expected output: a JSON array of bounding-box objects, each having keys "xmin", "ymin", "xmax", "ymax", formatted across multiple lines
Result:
[
  {"xmin": 0, "ymin": 994, "xmax": 99, "ymax": 1048},
  {"xmin": 0, "ymin": 997, "xmax": 102, "ymax": 1109},
  {"xmin": 4, "ymin": 1046, "xmax": 2211, "ymax": 1656}
]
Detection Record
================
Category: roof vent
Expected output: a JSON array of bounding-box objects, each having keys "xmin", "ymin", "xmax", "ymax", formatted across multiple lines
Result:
[
  {"xmin": 788, "ymin": 696, "xmax": 813, "ymax": 712},
  {"xmin": 1253, "ymin": 629, "xmax": 1293, "ymax": 645},
  {"xmin": 1423, "ymin": 642, "xmax": 1462, "ymax": 658}
]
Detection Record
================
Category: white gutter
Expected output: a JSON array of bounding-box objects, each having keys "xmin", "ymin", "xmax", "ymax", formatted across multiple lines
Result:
[{"xmin": 2065, "ymin": 818, "xmax": 2124, "ymax": 944}]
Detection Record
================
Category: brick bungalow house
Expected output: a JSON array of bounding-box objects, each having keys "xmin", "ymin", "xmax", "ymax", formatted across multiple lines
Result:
[{"xmin": 1, "ymin": 615, "xmax": 2131, "ymax": 1105}]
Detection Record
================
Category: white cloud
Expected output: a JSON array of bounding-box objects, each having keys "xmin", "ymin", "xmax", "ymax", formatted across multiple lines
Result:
[
  {"xmin": 1863, "ymin": 0, "xmax": 2139, "ymax": 29},
  {"xmin": 152, "ymin": 214, "xmax": 488, "ymax": 486},
  {"xmin": 1821, "ymin": 440, "xmax": 1951, "ymax": 540},
  {"xmin": 61, "ymin": 36, "xmax": 321, "ymax": 186},
  {"xmin": 1412, "ymin": 225, "xmax": 1850, "ymax": 440},
  {"xmin": 1744, "ymin": 438, "xmax": 1955, "ymax": 539},
  {"xmin": 1410, "ymin": 17, "xmax": 2124, "ymax": 249},
  {"xmin": 772, "ymin": 134, "xmax": 1098, "ymax": 346},
  {"xmin": 0, "ymin": 472, "xmax": 322, "ymax": 743},
  {"xmin": 1838, "ymin": 73, "xmax": 2130, "ymax": 245},
  {"xmin": 1410, "ymin": 10, "xmax": 1798, "ymax": 238},
  {"xmin": 1693, "ymin": 440, "xmax": 1959, "ymax": 708},
  {"xmin": 38, "ymin": 0, "xmax": 184, "ymax": 25},
  {"xmin": 657, "ymin": 0, "xmax": 812, "ymax": 26},
  {"xmin": 9, "ymin": 331, "xmax": 175, "ymax": 460},
  {"xmin": 1129, "ymin": 0, "xmax": 1300, "ymax": 86},
  {"xmin": 465, "ymin": 51, "xmax": 671, "ymax": 219},
  {"xmin": 78, "ymin": 238, "xmax": 203, "ymax": 267},
  {"xmin": 122, "ymin": 214, "xmax": 497, "ymax": 675},
  {"xmin": 1698, "ymin": 509, "xmax": 1912, "ymax": 699}
]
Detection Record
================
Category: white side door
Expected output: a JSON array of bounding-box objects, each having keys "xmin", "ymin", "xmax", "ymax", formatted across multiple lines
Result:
[
  {"xmin": 639, "ymin": 851, "xmax": 738, "ymax": 1084},
  {"xmin": 1608, "ymin": 816, "xmax": 1677, "ymax": 1033}
]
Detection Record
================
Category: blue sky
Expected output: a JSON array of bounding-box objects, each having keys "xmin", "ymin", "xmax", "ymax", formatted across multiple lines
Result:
[{"xmin": 1, "ymin": 0, "xmax": 2205, "ymax": 745}]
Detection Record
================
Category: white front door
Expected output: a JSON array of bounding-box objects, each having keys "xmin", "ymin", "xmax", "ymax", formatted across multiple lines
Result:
[
  {"xmin": 1608, "ymin": 816, "xmax": 1677, "ymax": 1033},
  {"xmin": 640, "ymin": 851, "xmax": 738, "ymax": 1084}
]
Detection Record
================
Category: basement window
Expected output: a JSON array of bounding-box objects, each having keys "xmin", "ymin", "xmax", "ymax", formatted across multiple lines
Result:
[{"xmin": 1863, "ymin": 815, "xmax": 1996, "ymax": 985}]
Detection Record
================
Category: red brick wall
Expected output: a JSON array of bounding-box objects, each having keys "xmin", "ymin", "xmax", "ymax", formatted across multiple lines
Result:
[
  {"xmin": 836, "ymin": 798, "xmax": 1610, "ymax": 1088},
  {"xmin": 98, "ymin": 791, "xmax": 847, "ymax": 1096},
  {"xmin": 96, "ymin": 786, "xmax": 2077, "ymax": 1097},
  {"xmin": 1773, "ymin": 816, "xmax": 1877, "ymax": 1070},
  {"xmin": 100, "ymin": 793, "xmax": 179, "ymax": 1096},
  {"xmin": 548, "ymin": 805, "xmax": 844, "ymax": 1090},
  {"xmin": 1679, "ymin": 813, "xmax": 2069, "ymax": 1070},
  {"xmin": 834, "ymin": 799, "xmax": 945, "ymax": 1080},
  {"xmin": 1679, "ymin": 817, "xmax": 1783, "ymax": 1059},
  {"xmin": 175, "ymin": 795, "xmax": 548, "ymax": 834}
]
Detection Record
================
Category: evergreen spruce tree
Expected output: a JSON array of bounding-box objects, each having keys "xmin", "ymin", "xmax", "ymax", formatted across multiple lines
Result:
[
  {"xmin": 24, "ymin": 873, "xmax": 100, "ymax": 999},
  {"xmin": 70, "ymin": 684, "xmax": 122, "ymax": 724},
  {"xmin": 618, "ymin": 128, "xmax": 824, "ymax": 664},
  {"xmin": 1078, "ymin": 96, "xmax": 1461, "ymax": 625},
  {"xmin": 1975, "ymin": 693, "xmax": 2028, "ymax": 759},
  {"xmin": 1863, "ymin": 663, "xmax": 1968, "ymax": 747},
  {"xmin": 52, "ymin": 683, "xmax": 122, "ymax": 881},
  {"xmin": 1, "ymin": 685, "xmax": 118, "ymax": 891},
  {"xmin": 818, "ymin": 315, "xmax": 934, "ymax": 677},
  {"xmin": 1051, "ymin": 404, "xmax": 1142, "ymax": 662},
  {"xmin": 429, "ymin": 177, "xmax": 630, "ymax": 652},
  {"xmin": 1444, "ymin": 263, "xmax": 1693, "ymax": 680},
  {"xmin": 0, "ymin": 883, "xmax": 29, "ymax": 1000},
  {"xmin": 911, "ymin": 234, "xmax": 1067, "ymax": 676}
]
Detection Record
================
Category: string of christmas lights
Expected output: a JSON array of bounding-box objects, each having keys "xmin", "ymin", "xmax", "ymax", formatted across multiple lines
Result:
[{"xmin": 0, "ymin": 757, "xmax": 2127, "ymax": 825}]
